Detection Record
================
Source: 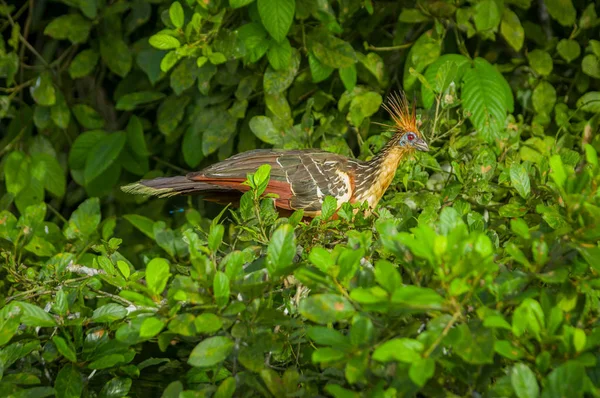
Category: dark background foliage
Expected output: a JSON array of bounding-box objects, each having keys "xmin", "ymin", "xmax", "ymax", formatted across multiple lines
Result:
[{"xmin": 1, "ymin": 0, "xmax": 600, "ymax": 396}]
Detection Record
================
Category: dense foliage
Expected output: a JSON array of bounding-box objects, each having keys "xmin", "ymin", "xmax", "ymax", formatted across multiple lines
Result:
[{"xmin": 1, "ymin": 0, "xmax": 600, "ymax": 396}]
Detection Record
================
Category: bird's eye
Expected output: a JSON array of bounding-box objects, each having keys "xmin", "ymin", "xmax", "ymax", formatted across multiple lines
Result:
[{"xmin": 406, "ymin": 132, "xmax": 416, "ymax": 141}]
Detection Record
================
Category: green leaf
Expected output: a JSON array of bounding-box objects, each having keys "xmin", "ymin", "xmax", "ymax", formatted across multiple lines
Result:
[
  {"xmin": 55, "ymin": 365, "xmax": 83, "ymax": 398},
  {"xmin": 474, "ymin": 0, "xmax": 501, "ymax": 31},
  {"xmin": 263, "ymin": 48, "xmax": 300, "ymax": 94},
  {"xmin": 52, "ymin": 336, "xmax": 77, "ymax": 362},
  {"xmin": 267, "ymin": 224, "xmax": 296, "ymax": 276},
  {"xmin": 51, "ymin": 91, "xmax": 70, "ymax": 129},
  {"xmin": 183, "ymin": 127, "xmax": 204, "ymax": 167},
  {"xmin": 450, "ymin": 323, "xmax": 495, "ymax": 364},
  {"xmin": 230, "ymin": 0, "xmax": 255, "ymax": 7},
  {"xmin": 146, "ymin": 258, "xmax": 171, "ymax": 295},
  {"xmin": 372, "ymin": 338, "xmax": 424, "ymax": 363},
  {"xmin": 249, "ymin": 115, "xmax": 281, "ymax": 145},
  {"xmin": 257, "ymin": 0, "xmax": 295, "ymax": 42},
  {"xmin": 202, "ymin": 112, "xmax": 237, "ymax": 156},
  {"xmin": 374, "ymin": 260, "xmax": 402, "ymax": 293},
  {"xmin": 238, "ymin": 22, "xmax": 270, "ymax": 63},
  {"xmin": 422, "ymin": 54, "xmax": 469, "ymax": 108},
  {"xmin": 188, "ymin": 336, "xmax": 234, "ymax": 367},
  {"xmin": 92, "ymin": 303, "xmax": 127, "ymax": 323},
  {"xmin": 125, "ymin": 115, "xmax": 148, "ymax": 157},
  {"xmin": 78, "ymin": 0, "xmax": 97, "ymax": 19},
  {"xmin": 100, "ymin": 36, "xmax": 132, "ymax": 77},
  {"xmin": 137, "ymin": 48, "xmax": 165, "ymax": 85},
  {"xmin": 312, "ymin": 347, "xmax": 345, "ymax": 363},
  {"xmin": 44, "ymin": 14, "xmax": 91, "ymax": 44},
  {"xmin": 140, "ymin": 317, "xmax": 165, "ymax": 338},
  {"xmin": 84, "ymin": 132, "xmax": 126, "ymax": 184},
  {"xmin": 527, "ymin": 50, "xmax": 553, "ymax": 76},
  {"xmin": 170, "ymin": 59, "xmax": 198, "ymax": 95},
  {"xmin": 169, "ymin": 2, "xmax": 184, "ymax": 29},
  {"xmin": 557, "ymin": 39, "xmax": 581, "ymax": 63},
  {"xmin": 4, "ymin": 150, "xmax": 30, "ymax": 196},
  {"xmin": 69, "ymin": 130, "xmax": 106, "ymax": 170},
  {"xmin": 64, "ymin": 197, "xmax": 101, "ymax": 240},
  {"xmin": 461, "ymin": 58, "xmax": 512, "ymax": 141},
  {"xmin": 399, "ymin": 8, "xmax": 430, "ymax": 23},
  {"xmin": 544, "ymin": 0, "xmax": 576, "ymax": 26},
  {"xmin": 549, "ymin": 154, "xmax": 566, "ymax": 188},
  {"xmin": 501, "ymin": 9, "xmax": 524, "ymax": 51},
  {"xmin": 403, "ymin": 30, "xmax": 442, "ymax": 91},
  {"xmin": 309, "ymin": 31, "xmax": 356, "ymax": 69},
  {"xmin": 194, "ymin": 313, "xmax": 223, "ymax": 334},
  {"xmin": 149, "ymin": 34, "xmax": 181, "ymax": 50},
  {"xmin": 160, "ymin": 51, "xmax": 179, "ymax": 73},
  {"xmin": 68, "ymin": 49, "xmax": 99, "ymax": 79},
  {"xmin": 308, "ymin": 53, "xmax": 334, "ymax": 83},
  {"xmin": 320, "ymin": 196, "xmax": 337, "ymax": 220},
  {"xmin": 307, "ymin": 326, "xmax": 349, "ymax": 348},
  {"xmin": 582, "ymin": 54, "xmax": 600, "ymax": 79},
  {"xmin": 299, "ymin": 294, "xmax": 355, "ymax": 324},
  {"xmin": 510, "ymin": 163, "xmax": 531, "ymax": 199},
  {"xmin": 124, "ymin": 214, "xmax": 155, "ymax": 239},
  {"xmin": 543, "ymin": 361, "xmax": 584, "ymax": 397},
  {"xmin": 115, "ymin": 91, "xmax": 166, "ymax": 111},
  {"xmin": 267, "ymin": 38, "xmax": 292, "ymax": 70},
  {"xmin": 158, "ymin": 95, "xmax": 190, "ymax": 136},
  {"xmin": 72, "ymin": 104, "xmax": 104, "ymax": 129},
  {"xmin": 208, "ymin": 52, "xmax": 227, "ymax": 65},
  {"xmin": 215, "ymin": 377, "xmax": 236, "ymax": 398},
  {"xmin": 532, "ymin": 81, "xmax": 556, "ymax": 114},
  {"xmin": 213, "ymin": 271, "xmax": 230, "ymax": 308},
  {"xmin": 511, "ymin": 363, "xmax": 539, "ymax": 398},
  {"xmin": 339, "ymin": 65, "xmax": 357, "ymax": 91},
  {"xmin": 409, "ymin": 357, "xmax": 435, "ymax": 387},
  {"xmin": 512, "ymin": 298, "xmax": 545, "ymax": 340},
  {"xmin": 15, "ymin": 301, "xmax": 57, "ymax": 327},
  {"xmin": 32, "ymin": 153, "xmax": 66, "ymax": 198},
  {"xmin": 348, "ymin": 91, "xmax": 382, "ymax": 127},
  {"xmin": 391, "ymin": 286, "xmax": 445, "ymax": 311},
  {"xmin": 576, "ymin": 92, "xmax": 600, "ymax": 113},
  {"xmin": 30, "ymin": 73, "xmax": 55, "ymax": 106},
  {"xmin": 88, "ymin": 354, "xmax": 125, "ymax": 369}
]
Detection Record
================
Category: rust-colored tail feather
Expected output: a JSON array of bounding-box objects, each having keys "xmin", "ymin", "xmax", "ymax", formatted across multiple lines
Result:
[{"xmin": 121, "ymin": 176, "xmax": 226, "ymax": 198}]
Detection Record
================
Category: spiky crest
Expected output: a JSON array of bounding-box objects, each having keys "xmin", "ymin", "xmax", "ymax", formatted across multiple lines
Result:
[{"xmin": 381, "ymin": 92, "xmax": 419, "ymax": 137}]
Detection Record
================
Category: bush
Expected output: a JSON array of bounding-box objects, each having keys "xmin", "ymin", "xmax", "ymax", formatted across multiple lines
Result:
[{"xmin": 1, "ymin": 0, "xmax": 600, "ymax": 396}]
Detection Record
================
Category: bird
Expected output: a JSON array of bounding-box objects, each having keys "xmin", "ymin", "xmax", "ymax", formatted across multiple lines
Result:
[{"xmin": 121, "ymin": 93, "xmax": 429, "ymax": 218}]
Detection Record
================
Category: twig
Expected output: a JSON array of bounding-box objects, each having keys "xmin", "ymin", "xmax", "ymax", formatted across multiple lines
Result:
[
  {"xmin": 152, "ymin": 156, "xmax": 189, "ymax": 174},
  {"xmin": 423, "ymin": 310, "xmax": 461, "ymax": 358},
  {"xmin": 365, "ymin": 42, "xmax": 413, "ymax": 52}
]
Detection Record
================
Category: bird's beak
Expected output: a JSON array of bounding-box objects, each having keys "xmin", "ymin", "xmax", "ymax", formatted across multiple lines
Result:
[{"xmin": 413, "ymin": 138, "xmax": 430, "ymax": 152}]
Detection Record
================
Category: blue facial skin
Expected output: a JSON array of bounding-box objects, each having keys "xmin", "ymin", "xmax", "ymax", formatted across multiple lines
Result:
[
  {"xmin": 398, "ymin": 132, "xmax": 430, "ymax": 152},
  {"xmin": 398, "ymin": 132, "xmax": 417, "ymax": 147}
]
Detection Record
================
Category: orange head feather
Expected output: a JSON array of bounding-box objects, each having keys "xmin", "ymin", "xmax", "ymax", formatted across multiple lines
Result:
[
  {"xmin": 381, "ymin": 92, "xmax": 429, "ymax": 153},
  {"xmin": 382, "ymin": 92, "xmax": 420, "ymax": 136}
]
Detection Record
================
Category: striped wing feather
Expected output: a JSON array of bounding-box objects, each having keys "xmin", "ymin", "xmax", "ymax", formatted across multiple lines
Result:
[{"xmin": 188, "ymin": 149, "xmax": 355, "ymax": 212}]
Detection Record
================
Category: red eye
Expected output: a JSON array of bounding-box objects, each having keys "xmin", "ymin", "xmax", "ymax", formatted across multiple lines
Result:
[{"xmin": 407, "ymin": 133, "xmax": 415, "ymax": 141}]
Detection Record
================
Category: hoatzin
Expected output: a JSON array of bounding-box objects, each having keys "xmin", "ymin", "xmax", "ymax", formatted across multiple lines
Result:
[{"xmin": 122, "ymin": 93, "xmax": 429, "ymax": 217}]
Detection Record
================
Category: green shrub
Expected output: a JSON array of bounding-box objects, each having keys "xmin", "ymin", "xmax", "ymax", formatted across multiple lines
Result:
[{"xmin": 1, "ymin": 0, "xmax": 600, "ymax": 396}]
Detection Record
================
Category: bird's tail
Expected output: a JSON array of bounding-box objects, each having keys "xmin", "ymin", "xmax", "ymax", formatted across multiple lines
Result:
[{"xmin": 121, "ymin": 176, "xmax": 218, "ymax": 198}]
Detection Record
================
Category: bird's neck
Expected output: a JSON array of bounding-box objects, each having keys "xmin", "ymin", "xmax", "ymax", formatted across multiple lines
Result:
[{"xmin": 353, "ymin": 137, "xmax": 410, "ymax": 208}]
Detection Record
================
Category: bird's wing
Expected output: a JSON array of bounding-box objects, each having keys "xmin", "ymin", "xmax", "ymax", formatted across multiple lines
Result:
[{"xmin": 187, "ymin": 149, "xmax": 355, "ymax": 212}]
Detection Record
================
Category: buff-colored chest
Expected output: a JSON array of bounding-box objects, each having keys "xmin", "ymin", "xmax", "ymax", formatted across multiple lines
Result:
[{"xmin": 353, "ymin": 148, "xmax": 407, "ymax": 209}]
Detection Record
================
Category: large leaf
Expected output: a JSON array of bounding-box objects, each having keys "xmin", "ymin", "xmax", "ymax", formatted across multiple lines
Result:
[
  {"xmin": 257, "ymin": 0, "xmax": 295, "ymax": 42},
  {"xmin": 84, "ymin": 132, "xmax": 126, "ymax": 184},
  {"xmin": 188, "ymin": 336, "xmax": 234, "ymax": 367},
  {"xmin": 461, "ymin": 57, "xmax": 512, "ymax": 141}
]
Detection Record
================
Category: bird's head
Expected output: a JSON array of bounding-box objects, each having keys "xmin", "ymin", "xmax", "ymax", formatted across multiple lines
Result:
[{"xmin": 383, "ymin": 92, "xmax": 429, "ymax": 153}]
